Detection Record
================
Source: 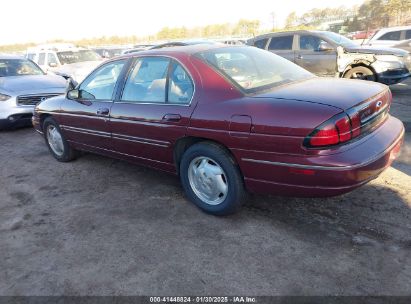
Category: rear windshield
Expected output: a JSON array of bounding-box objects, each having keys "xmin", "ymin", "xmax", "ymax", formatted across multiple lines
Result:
[
  {"xmin": 57, "ymin": 50, "xmax": 101, "ymax": 64},
  {"xmin": 196, "ymin": 46, "xmax": 313, "ymax": 93},
  {"xmin": 0, "ymin": 59, "xmax": 44, "ymax": 77}
]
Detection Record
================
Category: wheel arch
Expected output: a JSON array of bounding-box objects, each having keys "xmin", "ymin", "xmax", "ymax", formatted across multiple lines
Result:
[
  {"xmin": 341, "ymin": 61, "xmax": 378, "ymax": 80},
  {"xmin": 39, "ymin": 113, "xmax": 52, "ymax": 131},
  {"xmin": 173, "ymin": 136, "xmax": 242, "ymax": 176}
]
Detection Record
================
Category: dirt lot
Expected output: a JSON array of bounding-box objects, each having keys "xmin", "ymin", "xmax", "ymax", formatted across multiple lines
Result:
[{"xmin": 1, "ymin": 80, "xmax": 410, "ymax": 296}]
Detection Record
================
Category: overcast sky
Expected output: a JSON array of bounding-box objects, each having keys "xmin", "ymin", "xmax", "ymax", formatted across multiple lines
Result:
[{"xmin": 2, "ymin": 0, "xmax": 365, "ymax": 45}]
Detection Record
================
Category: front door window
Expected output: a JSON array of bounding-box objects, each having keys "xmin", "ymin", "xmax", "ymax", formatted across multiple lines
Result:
[{"xmin": 79, "ymin": 60, "xmax": 126, "ymax": 101}]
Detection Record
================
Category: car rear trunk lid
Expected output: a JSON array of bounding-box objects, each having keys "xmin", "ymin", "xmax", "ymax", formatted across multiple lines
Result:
[{"xmin": 253, "ymin": 77, "xmax": 387, "ymax": 111}]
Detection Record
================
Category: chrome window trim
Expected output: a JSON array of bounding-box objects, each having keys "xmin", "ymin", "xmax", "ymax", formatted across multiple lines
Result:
[{"xmin": 114, "ymin": 101, "xmax": 190, "ymax": 107}]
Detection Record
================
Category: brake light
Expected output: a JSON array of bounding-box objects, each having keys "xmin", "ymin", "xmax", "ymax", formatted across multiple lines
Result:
[
  {"xmin": 309, "ymin": 123, "xmax": 339, "ymax": 146},
  {"xmin": 304, "ymin": 112, "xmax": 360, "ymax": 148},
  {"xmin": 335, "ymin": 115, "xmax": 351, "ymax": 142}
]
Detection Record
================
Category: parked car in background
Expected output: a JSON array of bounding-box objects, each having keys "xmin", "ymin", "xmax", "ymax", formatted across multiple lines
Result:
[
  {"xmin": 26, "ymin": 44, "xmax": 102, "ymax": 84},
  {"xmin": 122, "ymin": 44, "xmax": 155, "ymax": 55},
  {"xmin": 122, "ymin": 48, "xmax": 149, "ymax": 55},
  {"xmin": 149, "ymin": 40, "xmax": 217, "ymax": 50},
  {"xmin": 0, "ymin": 55, "xmax": 67, "ymax": 129},
  {"xmin": 367, "ymin": 26, "xmax": 411, "ymax": 47},
  {"xmin": 32, "ymin": 45, "xmax": 403, "ymax": 215},
  {"xmin": 215, "ymin": 38, "xmax": 247, "ymax": 45},
  {"xmin": 348, "ymin": 30, "xmax": 376, "ymax": 40},
  {"xmin": 122, "ymin": 41, "xmax": 217, "ymax": 54},
  {"xmin": 248, "ymin": 30, "xmax": 411, "ymax": 84},
  {"xmin": 92, "ymin": 46, "xmax": 129, "ymax": 59},
  {"xmin": 393, "ymin": 39, "xmax": 411, "ymax": 53}
]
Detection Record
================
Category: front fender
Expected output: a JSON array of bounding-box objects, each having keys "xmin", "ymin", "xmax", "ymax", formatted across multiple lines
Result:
[{"xmin": 337, "ymin": 47, "xmax": 376, "ymax": 75}]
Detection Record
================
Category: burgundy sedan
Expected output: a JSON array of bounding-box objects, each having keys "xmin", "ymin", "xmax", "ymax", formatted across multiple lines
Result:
[{"xmin": 32, "ymin": 45, "xmax": 404, "ymax": 215}]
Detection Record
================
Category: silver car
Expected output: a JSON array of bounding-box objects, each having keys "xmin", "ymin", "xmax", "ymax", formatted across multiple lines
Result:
[{"xmin": 0, "ymin": 55, "xmax": 67, "ymax": 129}]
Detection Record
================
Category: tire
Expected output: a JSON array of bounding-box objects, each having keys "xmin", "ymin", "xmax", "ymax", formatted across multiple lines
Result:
[
  {"xmin": 179, "ymin": 142, "xmax": 246, "ymax": 215},
  {"xmin": 43, "ymin": 117, "xmax": 77, "ymax": 162},
  {"xmin": 343, "ymin": 66, "xmax": 376, "ymax": 81}
]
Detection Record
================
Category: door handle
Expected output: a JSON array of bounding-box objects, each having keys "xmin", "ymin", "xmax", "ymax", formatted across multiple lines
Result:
[
  {"xmin": 97, "ymin": 108, "xmax": 109, "ymax": 115},
  {"xmin": 162, "ymin": 114, "xmax": 181, "ymax": 122}
]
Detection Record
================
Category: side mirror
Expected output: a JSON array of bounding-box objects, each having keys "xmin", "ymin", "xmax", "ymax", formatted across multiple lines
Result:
[
  {"xmin": 67, "ymin": 77, "xmax": 78, "ymax": 90},
  {"xmin": 318, "ymin": 42, "xmax": 334, "ymax": 52},
  {"xmin": 49, "ymin": 62, "xmax": 57, "ymax": 68},
  {"xmin": 67, "ymin": 89, "xmax": 79, "ymax": 100}
]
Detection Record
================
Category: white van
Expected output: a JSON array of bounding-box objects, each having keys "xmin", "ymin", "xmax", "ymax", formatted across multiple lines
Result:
[{"xmin": 26, "ymin": 44, "xmax": 103, "ymax": 83}]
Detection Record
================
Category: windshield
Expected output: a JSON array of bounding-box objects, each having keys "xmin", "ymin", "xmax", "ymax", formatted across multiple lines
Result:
[
  {"xmin": 319, "ymin": 32, "xmax": 358, "ymax": 48},
  {"xmin": 197, "ymin": 46, "xmax": 313, "ymax": 93},
  {"xmin": 0, "ymin": 59, "xmax": 44, "ymax": 77},
  {"xmin": 57, "ymin": 50, "xmax": 101, "ymax": 64}
]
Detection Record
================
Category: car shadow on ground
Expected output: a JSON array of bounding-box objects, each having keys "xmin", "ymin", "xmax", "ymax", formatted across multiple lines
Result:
[
  {"xmin": 80, "ymin": 151, "xmax": 411, "ymax": 251},
  {"xmin": 4, "ymin": 126, "xmax": 410, "ymax": 252},
  {"xmin": 392, "ymin": 132, "xmax": 411, "ymax": 176},
  {"xmin": 241, "ymin": 184, "xmax": 411, "ymax": 249},
  {"xmin": 2, "ymin": 137, "xmax": 411, "ymax": 295}
]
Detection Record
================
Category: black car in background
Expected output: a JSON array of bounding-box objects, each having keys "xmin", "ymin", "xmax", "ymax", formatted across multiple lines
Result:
[{"xmin": 248, "ymin": 30, "xmax": 411, "ymax": 85}]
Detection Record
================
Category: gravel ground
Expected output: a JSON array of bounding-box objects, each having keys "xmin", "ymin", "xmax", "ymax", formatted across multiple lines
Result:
[{"xmin": 0, "ymin": 79, "xmax": 410, "ymax": 296}]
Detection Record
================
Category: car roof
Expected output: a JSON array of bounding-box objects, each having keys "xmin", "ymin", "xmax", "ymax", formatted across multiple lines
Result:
[
  {"xmin": 149, "ymin": 40, "xmax": 217, "ymax": 49},
  {"xmin": 0, "ymin": 54, "xmax": 26, "ymax": 60},
  {"xmin": 250, "ymin": 30, "xmax": 328, "ymax": 41},
  {"xmin": 377, "ymin": 25, "xmax": 411, "ymax": 33},
  {"xmin": 113, "ymin": 43, "xmax": 230, "ymax": 60}
]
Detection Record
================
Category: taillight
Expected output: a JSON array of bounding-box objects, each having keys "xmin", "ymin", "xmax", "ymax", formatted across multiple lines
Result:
[
  {"xmin": 335, "ymin": 115, "xmax": 351, "ymax": 142},
  {"xmin": 309, "ymin": 123, "xmax": 339, "ymax": 146},
  {"xmin": 349, "ymin": 111, "xmax": 361, "ymax": 137},
  {"xmin": 304, "ymin": 89, "xmax": 391, "ymax": 149},
  {"xmin": 304, "ymin": 112, "xmax": 360, "ymax": 148}
]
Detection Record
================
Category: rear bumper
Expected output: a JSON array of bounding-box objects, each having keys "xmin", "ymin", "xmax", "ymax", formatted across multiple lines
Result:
[{"xmin": 238, "ymin": 116, "xmax": 404, "ymax": 197}]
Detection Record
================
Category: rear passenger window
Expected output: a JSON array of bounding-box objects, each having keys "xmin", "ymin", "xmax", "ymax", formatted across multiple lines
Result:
[
  {"xmin": 268, "ymin": 36, "xmax": 293, "ymax": 50},
  {"xmin": 379, "ymin": 31, "xmax": 401, "ymax": 41},
  {"xmin": 122, "ymin": 58, "xmax": 193, "ymax": 105},
  {"xmin": 168, "ymin": 61, "xmax": 193, "ymax": 104},
  {"xmin": 122, "ymin": 57, "xmax": 170, "ymax": 103},
  {"xmin": 406, "ymin": 30, "xmax": 411, "ymax": 39},
  {"xmin": 38, "ymin": 53, "xmax": 46, "ymax": 65},
  {"xmin": 254, "ymin": 38, "xmax": 268, "ymax": 49}
]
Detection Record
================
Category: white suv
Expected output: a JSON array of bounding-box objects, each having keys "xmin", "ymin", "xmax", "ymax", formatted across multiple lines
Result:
[
  {"xmin": 367, "ymin": 26, "xmax": 411, "ymax": 47},
  {"xmin": 26, "ymin": 43, "xmax": 103, "ymax": 84}
]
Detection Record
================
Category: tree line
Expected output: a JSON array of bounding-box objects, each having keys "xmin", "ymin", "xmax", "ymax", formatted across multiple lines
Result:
[
  {"xmin": 284, "ymin": 0, "xmax": 411, "ymax": 32},
  {"xmin": 1, "ymin": 0, "xmax": 410, "ymax": 53},
  {"xmin": 0, "ymin": 19, "xmax": 260, "ymax": 53}
]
